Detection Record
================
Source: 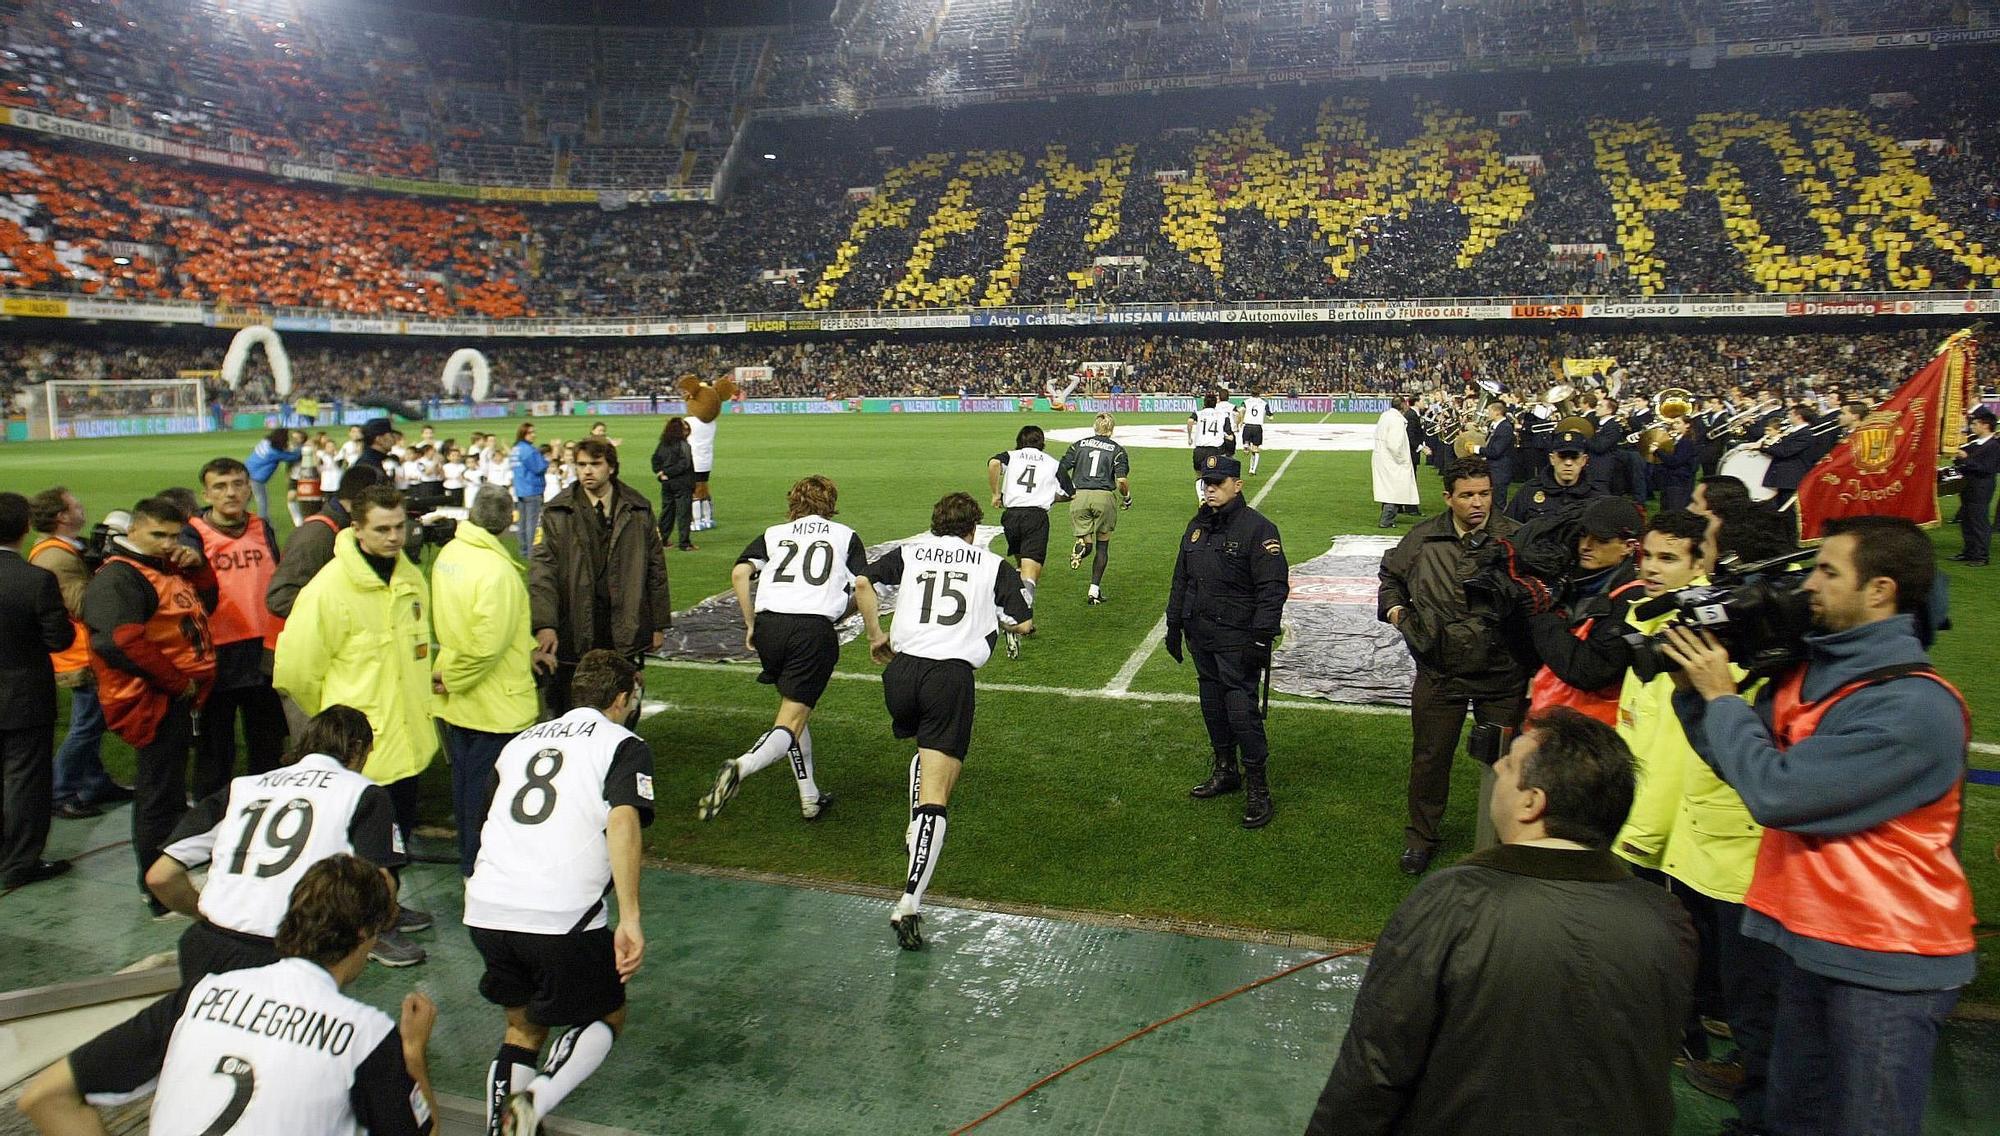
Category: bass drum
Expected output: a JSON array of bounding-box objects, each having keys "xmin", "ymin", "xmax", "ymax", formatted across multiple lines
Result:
[{"xmin": 1719, "ymin": 444, "xmax": 1776, "ymax": 502}]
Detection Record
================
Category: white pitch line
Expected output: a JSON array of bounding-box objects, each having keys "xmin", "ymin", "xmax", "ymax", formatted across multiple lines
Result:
[
  {"xmin": 646, "ymin": 657, "xmax": 1390, "ymax": 713},
  {"xmin": 1102, "ymin": 412, "xmax": 1326, "ymax": 695}
]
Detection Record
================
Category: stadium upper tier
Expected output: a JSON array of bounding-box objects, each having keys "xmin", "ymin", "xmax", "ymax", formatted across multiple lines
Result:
[
  {"xmin": 0, "ymin": 0, "xmax": 1988, "ymax": 198},
  {"xmin": 0, "ymin": 56, "xmax": 1993, "ymax": 318}
]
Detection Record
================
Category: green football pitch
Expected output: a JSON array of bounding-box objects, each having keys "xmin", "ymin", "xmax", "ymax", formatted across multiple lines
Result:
[{"xmin": 3, "ymin": 412, "xmax": 1996, "ymax": 1004}]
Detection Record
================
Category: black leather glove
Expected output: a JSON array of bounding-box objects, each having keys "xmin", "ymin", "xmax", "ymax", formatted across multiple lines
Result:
[
  {"xmin": 1248, "ymin": 639, "xmax": 1273, "ymax": 670},
  {"xmin": 1164, "ymin": 623, "xmax": 1184, "ymax": 664}
]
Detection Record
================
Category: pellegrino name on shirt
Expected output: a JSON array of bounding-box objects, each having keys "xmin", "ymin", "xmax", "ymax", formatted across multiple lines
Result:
[
  {"xmin": 187, "ymin": 985, "xmax": 361, "ymax": 1055},
  {"xmin": 521, "ymin": 717, "xmax": 601, "ymax": 740}
]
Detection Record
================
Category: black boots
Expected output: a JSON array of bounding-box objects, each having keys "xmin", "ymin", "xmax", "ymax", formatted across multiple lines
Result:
[
  {"xmin": 1189, "ymin": 756, "xmax": 1241, "ymax": 799},
  {"xmin": 1240, "ymin": 764, "xmax": 1272, "ymax": 829}
]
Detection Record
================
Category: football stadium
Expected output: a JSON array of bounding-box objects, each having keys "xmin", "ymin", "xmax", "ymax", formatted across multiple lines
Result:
[{"xmin": 1, "ymin": 1, "xmax": 1998, "ymax": 1133}]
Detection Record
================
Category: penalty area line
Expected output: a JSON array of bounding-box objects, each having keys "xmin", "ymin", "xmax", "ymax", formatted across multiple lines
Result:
[{"xmin": 1103, "ymin": 410, "xmax": 1327, "ymax": 696}]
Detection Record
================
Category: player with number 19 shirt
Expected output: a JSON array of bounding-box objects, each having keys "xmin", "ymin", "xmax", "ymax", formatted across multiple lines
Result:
[
  {"xmin": 859, "ymin": 493, "xmax": 1035, "ymax": 951},
  {"xmin": 18, "ymin": 706, "xmax": 412, "ymax": 1130},
  {"xmin": 700, "ymin": 476, "xmax": 885, "ymax": 822}
]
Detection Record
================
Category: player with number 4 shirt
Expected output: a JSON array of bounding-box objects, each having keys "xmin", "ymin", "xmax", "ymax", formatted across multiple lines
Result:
[
  {"xmin": 986, "ymin": 424, "xmax": 1062, "ymax": 658},
  {"xmin": 858, "ymin": 493, "xmax": 1035, "ymax": 951}
]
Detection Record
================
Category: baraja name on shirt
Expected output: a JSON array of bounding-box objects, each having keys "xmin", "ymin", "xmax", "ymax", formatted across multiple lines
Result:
[
  {"xmin": 523, "ymin": 718, "xmax": 600, "ymax": 739},
  {"xmin": 187, "ymin": 986, "xmax": 359, "ymax": 1055}
]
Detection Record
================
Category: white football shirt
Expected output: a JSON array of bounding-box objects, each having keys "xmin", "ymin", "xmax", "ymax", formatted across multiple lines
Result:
[
  {"xmin": 995, "ymin": 448, "xmax": 1061, "ymax": 510},
  {"xmin": 1190, "ymin": 406, "xmax": 1234, "ymax": 447},
  {"xmin": 865, "ymin": 535, "xmax": 1033, "ymax": 668},
  {"xmin": 464, "ymin": 709, "xmax": 656, "ymax": 935},
  {"xmin": 1241, "ymin": 396, "xmax": 1270, "ymax": 427},
  {"xmin": 162, "ymin": 756, "xmax": 404, "ymax": 939},
  {"xmin": 739, "ymin": 516, "xmax": 869, "ymax": 621},
  {"xmin": 149, "ymin": 959, "xmax": 425, "ymax": 1135}
]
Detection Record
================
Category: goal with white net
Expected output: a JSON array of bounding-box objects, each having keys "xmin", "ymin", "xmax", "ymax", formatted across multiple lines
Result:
[{"xmin": 26, "ymin": 376, "xmax": 209, "ymax": 440}]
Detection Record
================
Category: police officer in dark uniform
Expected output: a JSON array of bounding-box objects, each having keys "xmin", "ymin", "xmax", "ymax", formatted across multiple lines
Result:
[
  {"xmin": 1164, "ymin": 454, "xmax": 1288, "ymax": 828},
  {"xmin": 1506, "ymin": 430, "xmax": 1607, "ymax": 523}
]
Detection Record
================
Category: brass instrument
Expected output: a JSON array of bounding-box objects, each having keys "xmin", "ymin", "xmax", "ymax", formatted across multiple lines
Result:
[
  {"xmin": 1642, "ymin": 388, "xmax": 1695, "ymax": 463},
  {"xmin": 1452, "ymin": 380, "xmax": 1503, "ymax": 458}
]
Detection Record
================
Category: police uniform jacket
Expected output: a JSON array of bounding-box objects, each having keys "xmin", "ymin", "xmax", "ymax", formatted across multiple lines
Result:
[
  {"xmin": 1504, "ymin": 471, "xmax": 1604, "ymax": 524},
  {"xmin": 1165, "ymin": 495, "xmax": 1287, "ymax": 649}
]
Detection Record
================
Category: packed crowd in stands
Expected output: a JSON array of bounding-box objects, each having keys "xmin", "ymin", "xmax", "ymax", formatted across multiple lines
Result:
[
  {"xmin": 1, "ymin": 50, "xmax": 1995, "ymax": 318},
  {"xmin": 0, "ymin": 326, "xmax": 1944, "ymax": 413},
  {"xmin": 0, "ymin": 0, "xmax": 1982, "ymax": 198},
  {"xmin": 0, "ymin": 0, "xmax": 750, "ymax": 188}
]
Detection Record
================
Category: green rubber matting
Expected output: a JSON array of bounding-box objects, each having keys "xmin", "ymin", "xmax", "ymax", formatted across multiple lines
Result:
[{"xmin": 6, "ymin": 807, "xmax": 1997, "ymax": 1134}]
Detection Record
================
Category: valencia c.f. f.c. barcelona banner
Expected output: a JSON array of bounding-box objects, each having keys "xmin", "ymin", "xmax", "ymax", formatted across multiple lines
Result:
[{"xmin": 1798, "ymin": 329, "xmax": 1979, "ymax": 542}]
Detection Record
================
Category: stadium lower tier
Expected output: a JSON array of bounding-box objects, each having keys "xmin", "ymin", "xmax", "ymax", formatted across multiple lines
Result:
[{"xmin": 0, "ymin": 322, "xmax": 1957, "ymax": 413}]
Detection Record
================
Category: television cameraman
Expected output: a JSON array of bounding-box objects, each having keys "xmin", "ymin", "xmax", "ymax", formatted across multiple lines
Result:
[
  {"xmin": 1516, "ymin": 497, "xmax": 1648, "ymax": 725},
  {"xmin": 1660, "ymin": 516, "xmax": 1972, "ymax": 1136}
]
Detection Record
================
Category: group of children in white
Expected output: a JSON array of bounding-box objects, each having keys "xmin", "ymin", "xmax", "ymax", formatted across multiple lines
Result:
[{"xmin": 17, "ymin": 413, "xmax": 1142, "ymax": 1136}]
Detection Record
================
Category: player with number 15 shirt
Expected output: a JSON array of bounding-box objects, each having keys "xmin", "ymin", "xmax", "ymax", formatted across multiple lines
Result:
[{"xmin": 858, "ymin": 493, "xmax": 1034, "ymax": 951}]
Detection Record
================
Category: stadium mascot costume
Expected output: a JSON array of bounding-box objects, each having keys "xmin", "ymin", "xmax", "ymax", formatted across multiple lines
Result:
[{"xmin": 679, "ymin": 373, "xmax": 738, "ymax": 532}]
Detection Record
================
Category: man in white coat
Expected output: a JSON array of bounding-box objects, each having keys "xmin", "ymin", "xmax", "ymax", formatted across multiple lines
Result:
[{"xmin": 1373, "ymin": 398, "xmax": 1421, "ymax": 527}]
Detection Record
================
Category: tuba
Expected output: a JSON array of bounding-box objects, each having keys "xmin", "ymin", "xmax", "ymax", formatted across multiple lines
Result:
[{"xmin": 1642, "ymin": 388, "xmax": 1695, "ymax": 463}]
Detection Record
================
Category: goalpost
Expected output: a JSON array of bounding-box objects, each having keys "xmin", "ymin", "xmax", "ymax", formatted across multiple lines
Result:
[{"xmin": 28, "ymin": 375, "xmax": 209, "ymax": 440}]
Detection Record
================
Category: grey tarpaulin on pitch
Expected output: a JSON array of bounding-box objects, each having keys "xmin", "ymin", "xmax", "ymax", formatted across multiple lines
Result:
[
  {"xmin": 654, "ymin": 524, "xmax": 1008, "ymax": 664},
  {"xmin": 1270, "ymin": 534, "xmax": 1414, "ymax": 706}
]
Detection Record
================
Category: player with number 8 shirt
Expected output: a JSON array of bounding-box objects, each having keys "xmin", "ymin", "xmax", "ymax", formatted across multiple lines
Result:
[
  {"xmin": 701, "ymin": 475, "xmax": 885, "ymax": 822},
  {"xmin": 462, "ymin": 650, "xmax": 654, "ymax": 1136},
  {"xmin": 858, "ymin": 493, "xmax": 1035, "ymax": 951}
]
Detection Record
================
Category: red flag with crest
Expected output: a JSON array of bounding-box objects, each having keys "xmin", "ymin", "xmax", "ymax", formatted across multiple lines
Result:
[{"xmin": 1798, "ymin": 329, "xmax": 1979, "ymax": 541}]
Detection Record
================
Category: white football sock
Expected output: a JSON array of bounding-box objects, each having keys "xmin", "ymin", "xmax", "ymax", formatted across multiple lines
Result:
[
  {"xmin": 902, "ymin": 804, "xmax": 948, "ymax": 913},
  {"xmin": 529, "ymin": 1020, "xmax": 615, "ymax": 1119},
  {"xmin": 736, "ymin": 727, "xmax": 795, "ymax": 778},
  {"xmin": 1250, "ymin": 454, "xmax": 1260, "ymax": 473},
  {"xmin": 906, "ymin": 752, "xmax": 923, "ymax": 854},
  {"xmin": 790, "ymin": 726, "xmax": 820, "ymax": 805},
  {"xmin": 1021, "ymin": 577, "xmax": 1037, "ymax": 610}
]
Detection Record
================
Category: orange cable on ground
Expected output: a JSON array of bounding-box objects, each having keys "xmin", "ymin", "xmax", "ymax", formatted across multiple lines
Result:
[{"xmin": 949, "ymin": 943, "xmax": 1374, "ymax": 1134}]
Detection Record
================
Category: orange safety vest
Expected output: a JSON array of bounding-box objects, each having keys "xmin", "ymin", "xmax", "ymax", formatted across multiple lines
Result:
[
  {"xmin": 90, "ymin": 554, "xmax": 217, "ymax": 748},
  {"xmin": 189, "ymin": 515, "xmax": 281, "ymax": 650},
  {"xmin": 1742, "ymin": 663, "xmax": 1975, "ymax": 956},
  {"xmin": 1526, "ymin": 579, "xmax": 1646, "ymax": 726},
  {"xmin": 28, "ymin": 536, "xmax": 89, "ymax": 673}
]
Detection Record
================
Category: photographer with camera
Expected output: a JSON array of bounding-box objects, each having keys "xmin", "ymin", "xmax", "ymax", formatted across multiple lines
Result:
[
  {"xmin": 28, "ymin": 488, "xmax": 131, "ymax": 820},
  {"xmin": 1661, "ymin": 516, "xmax": 1973, "ymax": 1136},
  {"xmin": 1379, "ymin": 457, "xmax": 1529, "ymax": 875},
  {"xmin": 1517, "ymin": 498, "xmax": 1648, "ymax": 726}
]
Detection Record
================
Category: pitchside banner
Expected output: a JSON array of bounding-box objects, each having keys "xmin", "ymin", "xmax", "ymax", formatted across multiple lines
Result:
[
  {"xmin": 1798, "ymin": 329, "xmax": 1978, "ymax": 540},
  {"xmin": 1271, "ymin": 535, "xmax": 1414, "ymax": 706}
]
